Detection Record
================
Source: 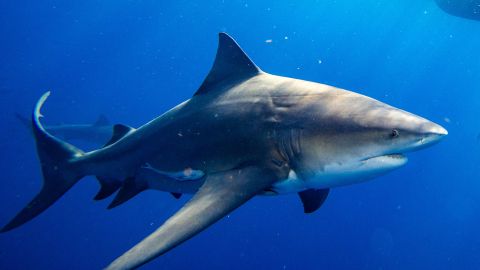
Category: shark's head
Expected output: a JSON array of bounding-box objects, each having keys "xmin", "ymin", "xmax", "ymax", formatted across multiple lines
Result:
[{"xmin": 289, "ymin": 84, "xmax": 448, "ymax": 188}]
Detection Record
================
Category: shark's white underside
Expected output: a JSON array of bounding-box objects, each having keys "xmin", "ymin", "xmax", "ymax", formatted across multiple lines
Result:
[{"xmin": 144, "ymin": 153, "xmax": 407, "ymax": 194}]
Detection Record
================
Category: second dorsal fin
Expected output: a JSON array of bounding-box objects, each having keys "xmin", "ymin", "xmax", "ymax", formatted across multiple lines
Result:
[
  {"xmin": 193, "ymin": 33, "xmax": 261, "ymax": 96},
  {"xmin": 103, "ymin": 124, "xmax": 135, "ymax": 147},
  {"xmin": 93, "ymin": 114, "xmax": 110, "ymax": 127}
]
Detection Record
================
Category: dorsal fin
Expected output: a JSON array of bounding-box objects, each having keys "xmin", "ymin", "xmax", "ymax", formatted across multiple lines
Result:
[
  {"xmin": 93, "ymin": 114, "xmax": 110, "ymax": 127},
  {"xmin": 194, "ymin": 33, "xmax": 261, "ymax": 96},
  {"xmin": 103, "ymin": 124, "xmax": 134, "ymax": 147}
]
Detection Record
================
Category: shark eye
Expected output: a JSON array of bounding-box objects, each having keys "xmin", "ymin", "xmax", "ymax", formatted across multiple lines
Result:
[{"xmin": 390, "ymin": 129, "xmax": 399, "ymax": 138}]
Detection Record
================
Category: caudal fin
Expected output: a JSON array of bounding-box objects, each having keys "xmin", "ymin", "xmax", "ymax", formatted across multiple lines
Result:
[{"xmin": 1, "ymin": 92, "xmax": 85, "ymax": 233}]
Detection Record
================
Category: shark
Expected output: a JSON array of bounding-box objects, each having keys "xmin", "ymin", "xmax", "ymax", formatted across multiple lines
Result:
[
  {"xmin": 434, "ymin": 0, "xmax": 480, "ymax": 21},
  {"xmin": 1, "ymin": 33, "xmax": 447, "ymax": 269},
  {"xmin": 15, "ymin": 113, "xmax": 113, "ymax": 146}
]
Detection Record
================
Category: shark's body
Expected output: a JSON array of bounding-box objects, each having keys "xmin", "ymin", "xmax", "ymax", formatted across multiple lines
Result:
[
  {"xmin": 1, "ymin": 33, "xmax": 447, "ymax": 269},
  {"xmin": 16, "ymin": 113, "xmax": 113, "ymax": 145},
  {"xmin": 435, "ymin": 0, "xmax": 480, "ymax": 21}
]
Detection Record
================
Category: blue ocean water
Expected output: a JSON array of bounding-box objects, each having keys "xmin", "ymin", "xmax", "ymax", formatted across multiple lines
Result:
[{"xmin": 0, "ymin": 0, "xmax": 479, "ymax": 269}]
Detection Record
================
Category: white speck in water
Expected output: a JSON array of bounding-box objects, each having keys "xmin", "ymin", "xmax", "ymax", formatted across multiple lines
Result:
[
  {"xmin": 423, "ymin": 10, "xmax": 428, "ymax": 15},
  {"xmin": 284, "ymin": 36, "xmax": 288, "ymax": 40},
  {"xmin": 265, "ymin": 39, "xmax": 273, "ymax": 43},
  {"xmin": 444, "ymin": 117, "xmax": 451, "ymax": 123},
  {"xmin": 318, "ymin": 59, "xmax": 322, "ymax": 64}
]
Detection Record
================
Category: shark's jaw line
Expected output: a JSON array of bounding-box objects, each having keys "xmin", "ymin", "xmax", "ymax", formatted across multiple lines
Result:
[
  {"xmin": 362, "ymin": 153, "xmax": 405, "ymax": 162},
  {"xmin": 272, "ymin": 153, "xmax": 408, "ymax": 194}
]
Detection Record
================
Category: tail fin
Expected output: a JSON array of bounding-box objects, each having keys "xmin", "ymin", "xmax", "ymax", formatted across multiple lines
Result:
[{"xmin": 1, "ymin": 92, "xmax": 85, "ymax": 232}]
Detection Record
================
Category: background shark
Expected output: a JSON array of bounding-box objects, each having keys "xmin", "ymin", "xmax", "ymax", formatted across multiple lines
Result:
[
  {"xmin": 15, "ymin": 113, "xmax": 185, "ymax": 201},
  {"xmin": 1, "ymin": 33, "xmax": 447, "ymax": 269},
  {"xmin": 15, "ymin": 113, "xmax": 113, "ymax": 146},
  {"xmin": 434, "ymin": 0, "xmax": 480, "ymax": 21}
]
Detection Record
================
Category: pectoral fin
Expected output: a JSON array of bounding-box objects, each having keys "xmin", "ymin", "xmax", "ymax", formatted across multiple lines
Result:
[
  {"xmin": 105, "ymin": 165, "xmax": 279, "ymax": 270},
  {"xmin": 298, "ymin": 188, "xmax": 330, "ymax": 214}
]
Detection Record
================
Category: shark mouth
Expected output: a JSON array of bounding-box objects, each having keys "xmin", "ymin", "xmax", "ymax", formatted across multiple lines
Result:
[
  {"xmin": 382, "ymin": 153, "xmax": 405, "ymax": 159},
  {"xmin": 362, "ymin": 153, "xmax": 408, "ymax": 166}
]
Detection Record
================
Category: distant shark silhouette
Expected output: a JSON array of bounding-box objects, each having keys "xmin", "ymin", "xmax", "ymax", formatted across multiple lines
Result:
[
  {"xmin": 435, "ymin": 0, "xmax": 480, "ymax": 21},
  {"xmin": 15, "ymin": 113, "xmax": 184, "ymax": 200},
  {"xmin": 15, "ymin": 113, "xmax": 112, "ymax": 145},
  {"xmin": 1, "ymin": 33, "xmax": 447, "ymax": 269}
]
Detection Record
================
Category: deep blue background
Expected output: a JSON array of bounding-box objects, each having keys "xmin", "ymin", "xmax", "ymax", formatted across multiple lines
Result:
[{"xmin": 0, "ymin": 0, "xmax": 479, "ymax": 269}]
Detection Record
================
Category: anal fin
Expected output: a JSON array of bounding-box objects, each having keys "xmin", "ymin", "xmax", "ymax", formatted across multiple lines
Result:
[
  {"xmin": 107, "ymin": 177, "xmax": 147, "ymax": 209},
  {"xmin": 94, "ymin": 177, "xmax": 122, "ymax": 201}
]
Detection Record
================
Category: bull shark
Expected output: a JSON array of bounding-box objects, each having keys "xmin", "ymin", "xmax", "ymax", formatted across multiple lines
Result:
[
  {"xmin": 1, "ymin": 33, "xmax": 447, "ymax": 269},
  {"xmin": 15, "ymin": 113, "xmax": 113, "ymax": 145},
  {"xmin": 434, "ymin": 0, "xmax": 480, "ymax": 21}
]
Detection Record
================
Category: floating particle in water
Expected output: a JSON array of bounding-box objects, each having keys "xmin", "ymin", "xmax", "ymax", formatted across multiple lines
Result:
[
  {"xmin": 370, "ymin": 227, "xmax": 394, "ymax": 256},
  {"xmin": 284, "ymin": 36, "xmax": 288, "ymax": 40},
  {"xmin": 444, "ymin": 117, "xmax": 451, "ymax": 123},
  {"xmin": 318, "ymin": 59, "xmax": 322, "ymax": 64},
  {"xmin": 265, "ymin": 39, "xmax": 273, "ymax": 43}
]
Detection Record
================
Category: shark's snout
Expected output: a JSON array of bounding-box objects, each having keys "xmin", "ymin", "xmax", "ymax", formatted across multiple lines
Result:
[
  {"xmin": 424, "ymin": 121, "xmax": 448, "ymax": 138},
  {"xmin": 413, "ymin": 121, "xmax": 448, "ymax": 150},
  {"xmin": 423, "ymin": 120, "xmax": 448, "ymax": 136}
]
